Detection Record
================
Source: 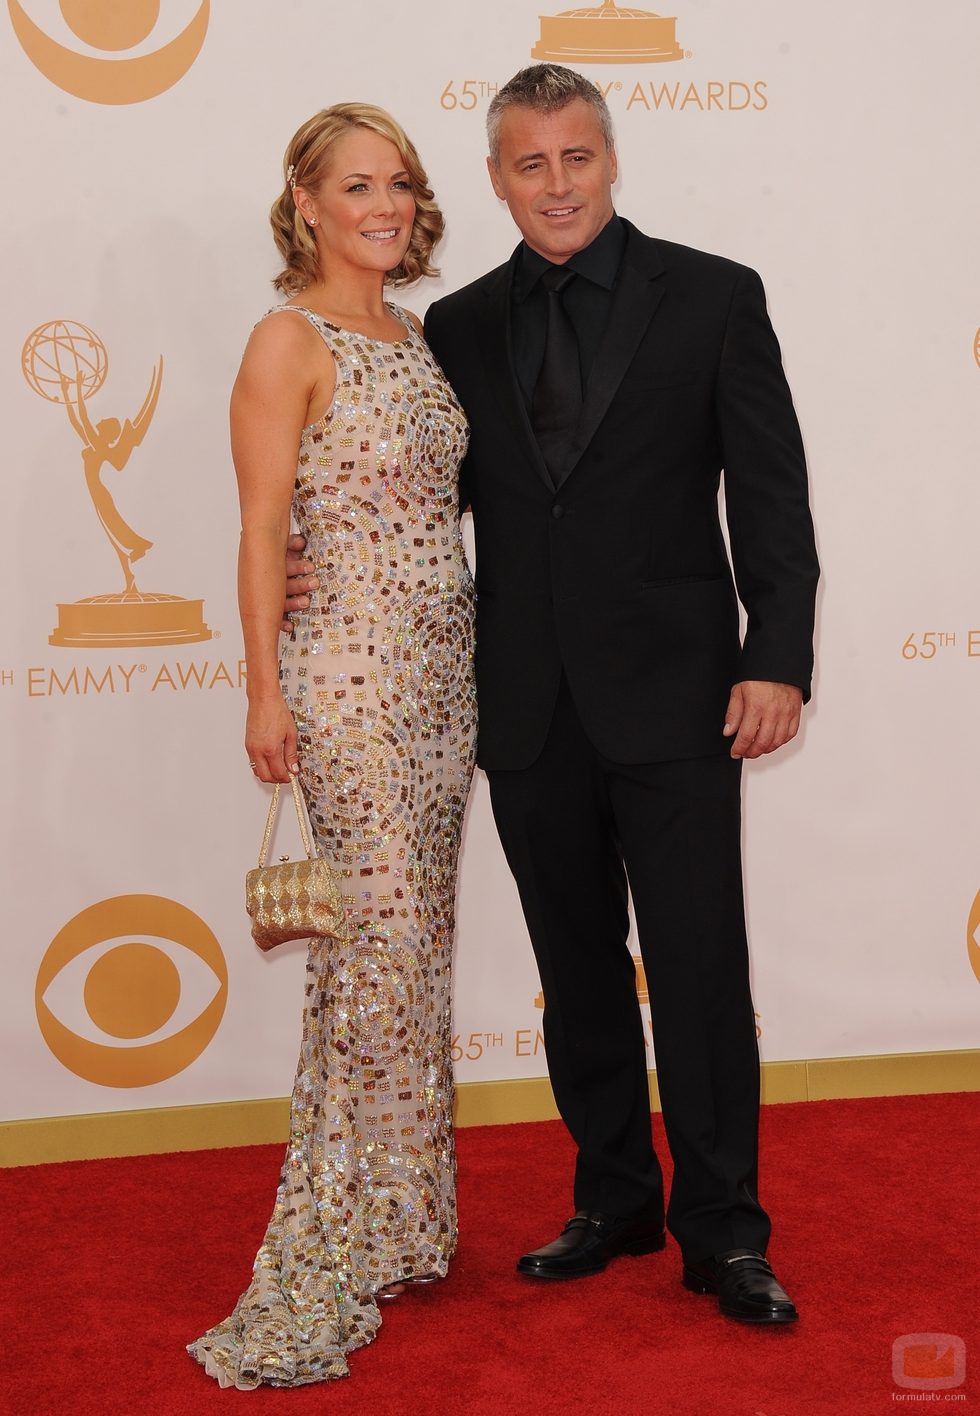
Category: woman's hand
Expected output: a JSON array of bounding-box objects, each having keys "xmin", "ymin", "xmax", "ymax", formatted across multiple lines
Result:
[{"xmin": 245, "ymin": 693, "xmax": 299, "ymax": 783}]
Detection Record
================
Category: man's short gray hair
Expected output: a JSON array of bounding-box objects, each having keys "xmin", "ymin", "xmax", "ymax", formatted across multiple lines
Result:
[{"xmin": 486, "ymin": 64, "xmax": 615, "ymax": 166}]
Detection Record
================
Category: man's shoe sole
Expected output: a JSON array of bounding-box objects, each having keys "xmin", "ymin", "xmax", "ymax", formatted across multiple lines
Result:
[{"xmin": 719, "ymin": 1306, "xmax": 798, "ymax": 1324}]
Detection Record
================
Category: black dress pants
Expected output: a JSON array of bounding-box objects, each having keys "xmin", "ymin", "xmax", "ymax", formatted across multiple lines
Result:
[{"xmin": 486, "ymin": 676, "xmax": 771, "ymax": 1262}]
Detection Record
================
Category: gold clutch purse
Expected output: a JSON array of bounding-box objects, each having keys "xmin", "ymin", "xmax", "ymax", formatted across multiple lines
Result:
[{"xmin": 245, "ymin": 776, "xmax": 346, "ymax": 952}]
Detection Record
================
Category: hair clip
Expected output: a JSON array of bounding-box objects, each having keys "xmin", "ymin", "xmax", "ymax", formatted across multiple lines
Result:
[{"xmin": 286, "ymin": 163, "xmax": 296, "ymax": 191}]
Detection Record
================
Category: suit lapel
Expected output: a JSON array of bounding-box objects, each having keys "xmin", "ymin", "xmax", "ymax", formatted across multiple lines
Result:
[
  {"xmin": 554, "ymin": 224, "xmax": 666, "ymax": 490},
  {"xmin": 477, "ymin": 250, "xmax": 560, "ymax": 494},
  {"xmin": 475, "ymin": 252, "xmax": 566, "ymax": 495}
]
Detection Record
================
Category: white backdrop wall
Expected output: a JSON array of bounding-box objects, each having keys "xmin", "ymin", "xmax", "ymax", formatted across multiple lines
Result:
[{"xmin": 2, "ymin": 0, "xmax": 978, "ymax": 1127}]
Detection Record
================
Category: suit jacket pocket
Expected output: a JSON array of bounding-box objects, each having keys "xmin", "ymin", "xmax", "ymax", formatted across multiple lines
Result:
[
  {"xmin": 640, "ymin": 572, "xmax": 727, "ymax": 589},
  {"xmin": 617, "ymin": 367, "xmax": 699, "ymax": 397}
]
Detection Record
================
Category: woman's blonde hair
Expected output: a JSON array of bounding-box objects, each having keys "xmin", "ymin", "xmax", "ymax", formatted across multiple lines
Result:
[{"xmin": 270, "ymin": 104, "xmax": 443, "ymax": 295}]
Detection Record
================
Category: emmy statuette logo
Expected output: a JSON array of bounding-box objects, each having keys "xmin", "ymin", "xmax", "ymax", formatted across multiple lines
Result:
[
  {"xmin": 7, "ymin": 0, "xmax": 209, "ymax": 104},
  {"xmin": 441, "ymin": 0, "xmax": 769, "ymax": 118},
  {"xmin": 22, "ymin": 319, "xmax": 211, "ymax": 649},
  {"xmin": 36, "ymin": 895, "xmax": 228, "ymax": 1087},
  {"xmin": 532, "ymin": 0, "xmax": 684, "ymax": 65}
]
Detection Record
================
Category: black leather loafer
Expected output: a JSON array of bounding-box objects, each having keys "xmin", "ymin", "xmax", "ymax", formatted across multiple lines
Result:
[
  {"xmin": 517, "ymin": 1207, "xmax": 666, "ymax": 1280},
  {"xmin": 683, "ymin": 1248, "xmax": 798, "ymax": 1324}
]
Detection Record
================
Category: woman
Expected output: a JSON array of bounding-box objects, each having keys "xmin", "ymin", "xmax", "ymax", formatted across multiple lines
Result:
[{"xmin": 189, "ymin": 104, "xmax": 476, "ymax": 1389}]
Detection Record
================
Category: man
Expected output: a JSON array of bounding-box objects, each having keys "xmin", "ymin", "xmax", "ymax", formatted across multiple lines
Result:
[{"xmin": 286, "ymin": 65, "xmax": 818, "ymax": 1324}]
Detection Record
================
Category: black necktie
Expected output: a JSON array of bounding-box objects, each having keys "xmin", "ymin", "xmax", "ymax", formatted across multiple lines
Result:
[{"xmin": 531, "ymin": 266, "xmax": 581, "ymax": 484}]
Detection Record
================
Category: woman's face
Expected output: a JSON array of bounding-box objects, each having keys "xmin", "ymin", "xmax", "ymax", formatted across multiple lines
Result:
[{"xmin": 299, "ymin": 127, "xmax": 416, "ymax": 281}]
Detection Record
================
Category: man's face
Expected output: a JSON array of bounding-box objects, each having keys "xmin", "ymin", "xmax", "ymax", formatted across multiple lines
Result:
[{"xmin": 487, "ymin": 97, "xmax": 618, "ymax": 263}]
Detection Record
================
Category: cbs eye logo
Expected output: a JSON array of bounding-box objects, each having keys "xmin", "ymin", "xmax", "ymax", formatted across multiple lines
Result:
[
  {"xmin": 36, "ymin": 894, "xmax": 227, "ymax": 1087},
  {"xmin": 8, "ymin": 0, "xmax": 210, "ymax": 105},
  {"xmin": 968, "ymin": 887, "xmax": 980, "ymax": 988}
]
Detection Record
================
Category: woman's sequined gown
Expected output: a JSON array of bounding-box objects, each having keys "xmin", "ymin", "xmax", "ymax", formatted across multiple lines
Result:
[{"xmin": 189, "ymin": 305, "xmax": 476, "ymax": 1388}]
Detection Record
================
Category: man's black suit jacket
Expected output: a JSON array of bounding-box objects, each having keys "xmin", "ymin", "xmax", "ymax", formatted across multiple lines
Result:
[{"xmin": 425, "ymin": 219, "xmax": 819, "ymax": 770}]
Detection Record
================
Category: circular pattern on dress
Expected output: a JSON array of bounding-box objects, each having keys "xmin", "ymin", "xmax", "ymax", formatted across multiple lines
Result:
[
  {"xmin": 361, "ymin": 1150, "xmax": 446, "ymax": 1281},
  {"xmin": 330, "ymin": 933, "xmax": 424, "ymax": 1067},
  {"xmin": 380, "ymin": 382, "xmax": 468, "ymax": 522},
  {"xmin": 383, "ymin": 582, "xmax": 476, "ymax": 735},
  {"xmin": 317, "ymin": 705, "xmax": 417, "ymax": 849}
]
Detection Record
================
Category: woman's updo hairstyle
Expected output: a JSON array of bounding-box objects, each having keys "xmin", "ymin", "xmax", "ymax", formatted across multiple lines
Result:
[{"xmin": 271, "ymin": 103, "xmax": 444, "ymax": 296}]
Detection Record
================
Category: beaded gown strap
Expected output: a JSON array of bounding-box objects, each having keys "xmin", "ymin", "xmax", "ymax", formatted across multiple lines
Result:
[
  {"xmin": 383, "ymin": 302, "xmax": 418, "ymax": 339},
  {"xmin": 262, "ymin": 303, "xmax": 416, "ymax": 345},
  {"xmin": 261, "ymin": 304, "xmax": 336, "ymax": 345}
]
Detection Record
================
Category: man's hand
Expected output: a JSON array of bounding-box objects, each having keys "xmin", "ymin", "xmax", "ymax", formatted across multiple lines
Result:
[
  {"xmin": 723, "ymin": 680, "xmax": 803, "ymax": 760},
  {"xmin": 281, "ymin": 532, "xmax": 319, "ymax": 632}
]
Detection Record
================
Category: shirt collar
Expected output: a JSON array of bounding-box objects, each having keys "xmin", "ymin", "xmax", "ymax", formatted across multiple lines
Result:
[{"xmin": 513, "ymin": 214, "xmax": 625, "ymax": 302}]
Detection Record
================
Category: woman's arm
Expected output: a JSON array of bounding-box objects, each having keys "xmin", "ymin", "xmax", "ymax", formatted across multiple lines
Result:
[{"xmin": 231, "ymin": 314, "xmax": 334, "ymax": 782}]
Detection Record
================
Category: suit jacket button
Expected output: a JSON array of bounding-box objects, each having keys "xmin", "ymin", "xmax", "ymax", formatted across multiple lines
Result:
[{"xmin": 552, "ymin": 504, "xmax": 564, "ymax": 520}]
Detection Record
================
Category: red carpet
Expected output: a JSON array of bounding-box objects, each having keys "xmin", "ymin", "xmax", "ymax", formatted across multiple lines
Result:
[{"xmin": 2, "ymin": 1093, "xmax": 977, "ymax": 1416}]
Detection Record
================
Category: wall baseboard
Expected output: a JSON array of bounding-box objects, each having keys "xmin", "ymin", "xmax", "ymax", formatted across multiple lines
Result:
[{"xmin": 2, "ymin": 1048, "xmax": 977, "ymax": 1168}]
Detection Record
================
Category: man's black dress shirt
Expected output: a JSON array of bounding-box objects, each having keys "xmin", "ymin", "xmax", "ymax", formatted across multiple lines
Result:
[{"xmin": 511, "ymin": 213, "xmax": 627, "ymax": 407}]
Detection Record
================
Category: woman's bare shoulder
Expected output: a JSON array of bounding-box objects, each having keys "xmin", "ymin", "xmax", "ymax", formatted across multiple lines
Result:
[{"xmin": 239, "ymin": 306, "xmax": 324, "ymax": 382}]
